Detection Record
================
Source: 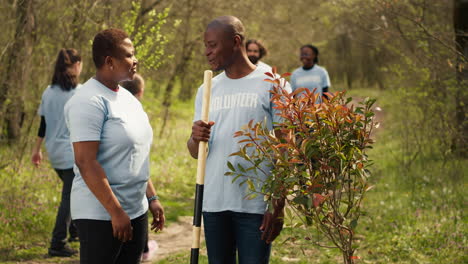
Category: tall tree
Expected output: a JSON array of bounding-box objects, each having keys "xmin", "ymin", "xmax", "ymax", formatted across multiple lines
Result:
[
  {"xmin": 0, "ymin": 0, "xmax": 35, "ymax": 142},
  {"xmin": 453, "ymin": 0, "xmax": 468, "ymax": 157}
]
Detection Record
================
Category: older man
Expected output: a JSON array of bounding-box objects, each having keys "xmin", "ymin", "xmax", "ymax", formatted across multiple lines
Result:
[{"xmin": 187, "ymin": 16, "xmax": 285, "ymax": 264}]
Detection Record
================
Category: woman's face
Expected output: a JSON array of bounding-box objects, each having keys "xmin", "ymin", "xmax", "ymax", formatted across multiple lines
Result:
[
  {"xmin": 111, "ymin": 38, "xmax": 138, "ymax": 82},
  {"xmin": 300, "ymin": 47, "xmax": 316, "ymax": 68}
]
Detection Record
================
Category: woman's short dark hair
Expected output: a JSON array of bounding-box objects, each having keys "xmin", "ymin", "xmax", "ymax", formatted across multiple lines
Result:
[
  {"xmin": 301, "ymin": 44, "xmax": 319, "ymax": 64},
  {"xmin": 92, "ymin": 28, "xmax": 129, "ymax": 69},
  {"xmin": 246, "ymin": 39, "xmax": 268, "ymax": 59},
  {"xmin": 120, "ymin": 74, "xmax": 144, "ymax": 96},
  {"xmin": 51, "ymin": 48, "xmax": 81, "ymax": 91}
]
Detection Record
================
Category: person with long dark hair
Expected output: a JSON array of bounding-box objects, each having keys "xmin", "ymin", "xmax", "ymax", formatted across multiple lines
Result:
[
  {"xmin": 31, "ymin": 48, "xmax": 82, "ymax": 257},
  {"xmin": 65, "ymin": 28, "xmax": 165, "ymax": 263},
  {"xmin": 290, "ymin": 44, "xmax": 331, "ymax": 101}
]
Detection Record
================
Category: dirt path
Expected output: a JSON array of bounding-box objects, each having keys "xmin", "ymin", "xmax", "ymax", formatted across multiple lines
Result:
[{"xmin": 149, "ymin": 216, "xmax": 203, "ymax": 262}]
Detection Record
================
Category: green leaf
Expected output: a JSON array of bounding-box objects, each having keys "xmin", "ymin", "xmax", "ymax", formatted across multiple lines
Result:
[
  {"xmin": 231, "ymin": 174, "xmax": 242, "ymax": 183},
  {"xmin": 247, "ymin": 179, "xmax": 255, "ymax": 191},
  {"xmin": 350, "ymin": 219, "xmax": 358, "ymax": 230},
  {"xmin": 238, "ymin": 163, "xmax": 246, "ymax": 173},
  {"xmin": 247, "ymin": 193, "xmax": 258, "ymax": 200},
  {"xmin": 292, "ymin": 196, "xmax": 309, "ymax": 206},
  {"xmin": 227, "ymin": 161, "xmax": 235, "ymax": 172}
]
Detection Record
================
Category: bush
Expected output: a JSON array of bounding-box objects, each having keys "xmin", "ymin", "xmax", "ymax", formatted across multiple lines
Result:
[{"xmin": 227, "ymin": 71, "xmax": 378, "ymax": 264}]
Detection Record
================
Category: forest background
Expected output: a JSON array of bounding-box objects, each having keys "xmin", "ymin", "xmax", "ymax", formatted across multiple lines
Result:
[{"xmin": 0, "ymin": 0, "xmax": 466, "ymax": 263}]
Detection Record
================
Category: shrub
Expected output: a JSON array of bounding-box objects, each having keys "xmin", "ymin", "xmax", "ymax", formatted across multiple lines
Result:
[{"xmin": 227, "ymin": 70, "xmax": 378, "ymax": 264}]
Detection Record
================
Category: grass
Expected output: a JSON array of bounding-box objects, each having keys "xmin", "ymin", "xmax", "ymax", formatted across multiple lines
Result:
[{"xmin": 0, "ymin": 86, "xmax": 466, "ymax": 263}]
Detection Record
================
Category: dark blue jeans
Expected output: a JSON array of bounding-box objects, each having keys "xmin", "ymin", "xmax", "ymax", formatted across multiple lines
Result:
[
  {"xmin": 51, "ymin": 168, "xmax": 77, "ymax": 249},
  {"xmin": 203, "ymin": 211, "xmax": 271, "ymax": 264}
]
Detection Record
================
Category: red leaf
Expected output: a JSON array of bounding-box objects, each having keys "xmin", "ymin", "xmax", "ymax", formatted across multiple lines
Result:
[
  {"xmin": 313, "ymin": 193, "xmax": 326, "ymax": 207},
  {"xmin": 350, "ymin": 256, "xmax": 360, "ymax": 260},
  {"xmin": 280, "ymin": 72, "xmax": 292, "ymax": 78},
  {"xmin": 264, "ymin": 79, "xmax": 277, "ymax": 84},
  {"xmin": 233, "ymin": 131, "xmax": 246, "ymax": 137},
  {"xmin": 308, "ymin": 183, "xmax": 323, "ymax": 190},
  {"xmin": 264, "ymin": 72, "xmax": 274, "ymax": 78}
]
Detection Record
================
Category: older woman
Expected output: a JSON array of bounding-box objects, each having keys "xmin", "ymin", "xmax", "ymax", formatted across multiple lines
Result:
[
  {"xmin": 65, "ymin": 28, "xmax": 164, "ymax": 264},
  {"xmin": 32, "ymin": 48, "xmax": 82, "ymax": 257}
]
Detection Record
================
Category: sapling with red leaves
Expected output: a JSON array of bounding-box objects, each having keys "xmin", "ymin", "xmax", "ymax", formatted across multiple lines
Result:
[{"xmin": 226, "ymin": 68, "xmax": 378, "ymax": 264}]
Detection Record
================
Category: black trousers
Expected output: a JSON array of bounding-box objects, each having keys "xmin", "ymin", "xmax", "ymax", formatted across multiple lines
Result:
[
  {"xmin": 51, "ymin": 168, "xmax": 77, "ymax": 248},
  {"xmin": 74, "ymin": 213, "xmax": 148, "ymax": 264}
]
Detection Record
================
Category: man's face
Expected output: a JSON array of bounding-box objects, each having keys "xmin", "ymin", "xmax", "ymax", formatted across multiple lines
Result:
[
  {"xmin": 247, "ymin": 43, "xmax": 260, "ymax": 64},
  {"xmin": 204, "ymin": 27, "xmax": 235, "ymax": 71}
]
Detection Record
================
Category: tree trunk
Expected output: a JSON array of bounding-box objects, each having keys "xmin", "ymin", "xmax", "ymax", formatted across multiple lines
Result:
[
  {"xmin": 0, "ymin": 0, "xmax": 35, "ymax": 142},
  {"xmin": 453, "ymin": 0, "xmax": 468, "ymax": 157},
  {"xmin": 159, "ymin": 0, "xmax": 197, "ymax": 135}
]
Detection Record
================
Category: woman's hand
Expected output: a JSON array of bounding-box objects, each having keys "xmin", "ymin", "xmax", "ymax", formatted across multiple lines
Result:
[
  {"xmin": 149, "ymin": 200, "xmax": 165, "ymax": 232},
  {"xmin": 31, "ymin": 150, "xmax": 43, "ymax": 167},
  {"xmin": 31, "ymin": 137, "xmax": 44, "ymax": 167},
  {"xmin": 111, "ymin": 209, "xmax": 133, "ymax": 242}
]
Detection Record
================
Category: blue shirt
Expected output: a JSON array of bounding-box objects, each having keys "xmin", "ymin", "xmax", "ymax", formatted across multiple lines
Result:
[
  {"xmin": 193, "ymin": 67, "xmax": 281, "ymax": 214},
  {"xmin": 256, "ymin": 62, "xmax": 292, "ymax": 92},
  {"xmin": 65, "ymin": 78, "xmax": 153, "ymax": 220},
  {"xmin": 290, "ymin": 65, "xmax": 331, "ymax": 101},
  {"xmin": 38, "ymin": 85, "xmax": 77, "ymax": 169},
  {"xmin": 257, "ymin": 61, "xmax": 272, "ymax": 72}
]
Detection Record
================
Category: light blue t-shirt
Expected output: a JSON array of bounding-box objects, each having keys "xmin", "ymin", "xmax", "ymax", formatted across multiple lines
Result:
[
  {"xmin": 38, "ymin": 85, "xmax": 78, "ymax": 169},
  {"xmin": 193, "ymin": 67, "xmax": 282, "ymax": 214},
  {"xmin": 257, "ymin": 61, "xmax": 272, "ymax": 72},
  {"xmin": 256, "ymin": 61, "xmax": 292, "ymax": 92},
  {"xmin": 290, "ymin": 65, "xmax": 331, "ymax": 100},
  {"xmin": 65, "ymin": 78, "xmax": 153, "ymax": 221}
]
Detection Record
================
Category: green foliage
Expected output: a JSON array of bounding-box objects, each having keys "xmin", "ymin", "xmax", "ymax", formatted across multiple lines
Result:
[
  {"xmin": 0, "ymin": 153, "xmax": 63, "ymax": 261},
  {"xmin": 0, "ymin": 0, "xmax": 466, "ymax": 263},
  {"xmin": 227, "ymin": 72, "xmax": 378, "ymax": 264},
  {"xmin": 122, "ymin": 1, "xmax": 172, "ymax": 72}
]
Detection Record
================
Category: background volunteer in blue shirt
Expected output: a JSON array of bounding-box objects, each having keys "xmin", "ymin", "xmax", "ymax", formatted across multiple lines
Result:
[
  {"xmin": 31, "ymin": 48, "xmax": 82, "ymax": 257},
  {"xmin": 290, "ymin": 44, "xmax": 331, "ymax": 101},
  {"xmin": 188, "ymin": 16, "xmax": 285, "ymax": 264},
  {"xmin": 64, "ymin": 28, "xmax": 165, "ymax": 264}
]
